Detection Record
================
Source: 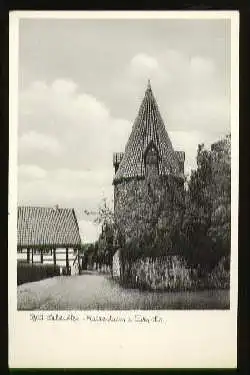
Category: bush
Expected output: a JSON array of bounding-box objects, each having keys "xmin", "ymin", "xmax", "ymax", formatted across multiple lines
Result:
[
  {"xmin": 208, "ymin": 256, "xmax": 230, "ymax": 289},
  {"xmin": 120, "ymin": 255, "xmax": 230, "ymax": 292},
  {"xmin": 121, "ymin": 256, "xmax": 193, "ymax": 291},
  {"xmin": 17, "ymin": 259, "xmax": 28, "ymax": 264},
  {"xmin": 17, "ymin": 262, "xmax": 60, "ymax": 285}
]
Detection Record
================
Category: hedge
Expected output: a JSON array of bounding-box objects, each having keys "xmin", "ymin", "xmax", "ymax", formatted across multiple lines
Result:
[
  {"xmin": 119, "ymin": 255, "xmax": 230, "ymax": 291},
  {"xmin": 17, "ymin": 262, "xmax": 61, "ymax": 285}
]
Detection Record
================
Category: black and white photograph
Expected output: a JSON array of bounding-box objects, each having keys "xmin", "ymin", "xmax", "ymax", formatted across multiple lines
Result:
[{"xmin": 15, "ymin": 14, "xmax": 234, "ymax": 311}]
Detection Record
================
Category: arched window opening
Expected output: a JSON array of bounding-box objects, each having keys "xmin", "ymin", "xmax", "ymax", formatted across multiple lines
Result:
[{"xmin": 144, "ymin": 141, "xmax": 159, "ymax": 179}]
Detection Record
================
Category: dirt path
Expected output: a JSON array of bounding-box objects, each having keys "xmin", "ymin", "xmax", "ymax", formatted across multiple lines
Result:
[{"xmin": 17, "ymin": 271, "xmax": 230, "ymax": 310}]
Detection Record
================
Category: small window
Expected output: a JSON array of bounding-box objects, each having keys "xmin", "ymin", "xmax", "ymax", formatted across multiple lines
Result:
[{"xmin": 144, "ymin": 141, "xmax": 159, "ymax": 179}]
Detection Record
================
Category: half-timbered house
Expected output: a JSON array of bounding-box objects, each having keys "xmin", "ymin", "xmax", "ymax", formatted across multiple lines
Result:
[{"xmin": 17, "ymin": 206, "xmax": 82, "ymax": 275}]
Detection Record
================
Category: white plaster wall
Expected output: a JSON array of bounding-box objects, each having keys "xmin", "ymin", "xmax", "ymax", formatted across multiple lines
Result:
[
  {"xmin": 17, "ymin": 253, "xmax": 26, "ymax": 261},
  {"xmin": 17, "ymin": 248, "xmax": 80, "ymax": 275},
  {"xmin": 112, "ymin": 249, "xmax": 121, "ymax": 278}
]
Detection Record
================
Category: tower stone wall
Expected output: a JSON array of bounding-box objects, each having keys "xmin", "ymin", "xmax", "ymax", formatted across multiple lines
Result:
[
  {"xmin": 114, "ymin": 175, "xmax": 184, "ymax": 245},
  {"xmin": 113, "ymin": 81, "xmax": 185, "ymax": 249}
]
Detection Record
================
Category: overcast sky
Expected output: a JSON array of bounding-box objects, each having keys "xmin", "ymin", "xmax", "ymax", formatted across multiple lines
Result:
[{"xmin": 17, "ymin": 17, "xmax": 231, "ymax": 243}]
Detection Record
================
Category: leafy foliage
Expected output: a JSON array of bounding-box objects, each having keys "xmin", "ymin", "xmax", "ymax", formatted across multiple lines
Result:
[
  {"xmin": 84, "ymin": 135, "xmax": 231, "ymax": 289},
  {"xmin": 121, "ymin": 134, "xmax": 231, "ymax": 281},
  {"xmin": 94, "ymin": 197, "xmax": 114, "ymax": 226},
  {"xmin": 180, "ymin": 135, "xmax": 231, "ymax": 272},
  {"xmin": 84, "ymin": 198, "xmax": 116, "ymax": 268}
]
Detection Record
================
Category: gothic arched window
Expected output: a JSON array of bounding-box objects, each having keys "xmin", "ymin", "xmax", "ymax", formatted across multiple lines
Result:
[{"xmin": 144, "ymin": 141, "xmax": 159, "ymax": 179}]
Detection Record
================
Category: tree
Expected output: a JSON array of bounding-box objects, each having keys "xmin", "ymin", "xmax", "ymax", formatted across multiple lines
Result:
[
  {"xmin": 208, "ymin": 134, "xmax": 231, "ymax": 261},
  {"xmin": 94, "ymin": 198, "xmax": 117, "ymax": 269},
  {"xmin": 94, "ymin": 197, "xmax": 114, "ymax": 227},
  {"xmin": 180, "ymin": 135, "xmax": 231, "ymax": 273}
]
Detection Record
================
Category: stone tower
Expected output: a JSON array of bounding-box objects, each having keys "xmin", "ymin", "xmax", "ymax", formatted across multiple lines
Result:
[{"xmin": 113, "ymin": 81, "xmax": 185, "ymax": 247}]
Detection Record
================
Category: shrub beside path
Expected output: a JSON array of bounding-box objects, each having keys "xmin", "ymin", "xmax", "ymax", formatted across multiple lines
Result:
[{"xmin": 17, "ymin": 271, "xmax": 229, "ymax": 310}]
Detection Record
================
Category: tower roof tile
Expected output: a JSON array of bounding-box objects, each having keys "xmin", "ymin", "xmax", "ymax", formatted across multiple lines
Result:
[{"xmin": 114, "ymin": 82, "xmax": 183, "ymax": 182}]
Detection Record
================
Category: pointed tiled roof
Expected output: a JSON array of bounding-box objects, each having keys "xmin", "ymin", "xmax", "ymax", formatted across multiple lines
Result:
[
  {"xmin": 113, "ymin": 81, "xmax": 182, "ymax": 182},
  {"xmin": 17, "ymin": 206, "xmax": 82, "ymax": 248}
]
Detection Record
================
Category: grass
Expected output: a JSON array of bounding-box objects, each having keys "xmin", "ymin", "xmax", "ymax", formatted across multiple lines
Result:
[{"xmin": 17, "ymin": 272, "xmax": 230, "ymax": 310}]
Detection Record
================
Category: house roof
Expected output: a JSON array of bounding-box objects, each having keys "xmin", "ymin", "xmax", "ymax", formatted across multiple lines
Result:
[
  {"xmin": 17, "ymin": 206, "xmax": 82, "ymax": 248},
  {"xmin": 113, "ymin": 81, "xmax": 183, "ymax": 182}
]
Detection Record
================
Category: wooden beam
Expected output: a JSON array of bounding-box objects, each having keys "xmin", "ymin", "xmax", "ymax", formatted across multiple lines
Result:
[
  {"xmin": 53, "ymin": 248, "xmax": 56, "ymax": 269},
  {"xmin": 66, "ymin": 247, "xmax": 69, "ymax": 275},
  {"xmin": 75, "ymin": 249, "xmax": 80, "ymax": 275},
  {"xmin": 27, "ymin": 248, "xmax": 30, "ymax": 263},
  {"xmin": 40, "ymin": 249, "xmax": 43, "ymax": 264}
]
